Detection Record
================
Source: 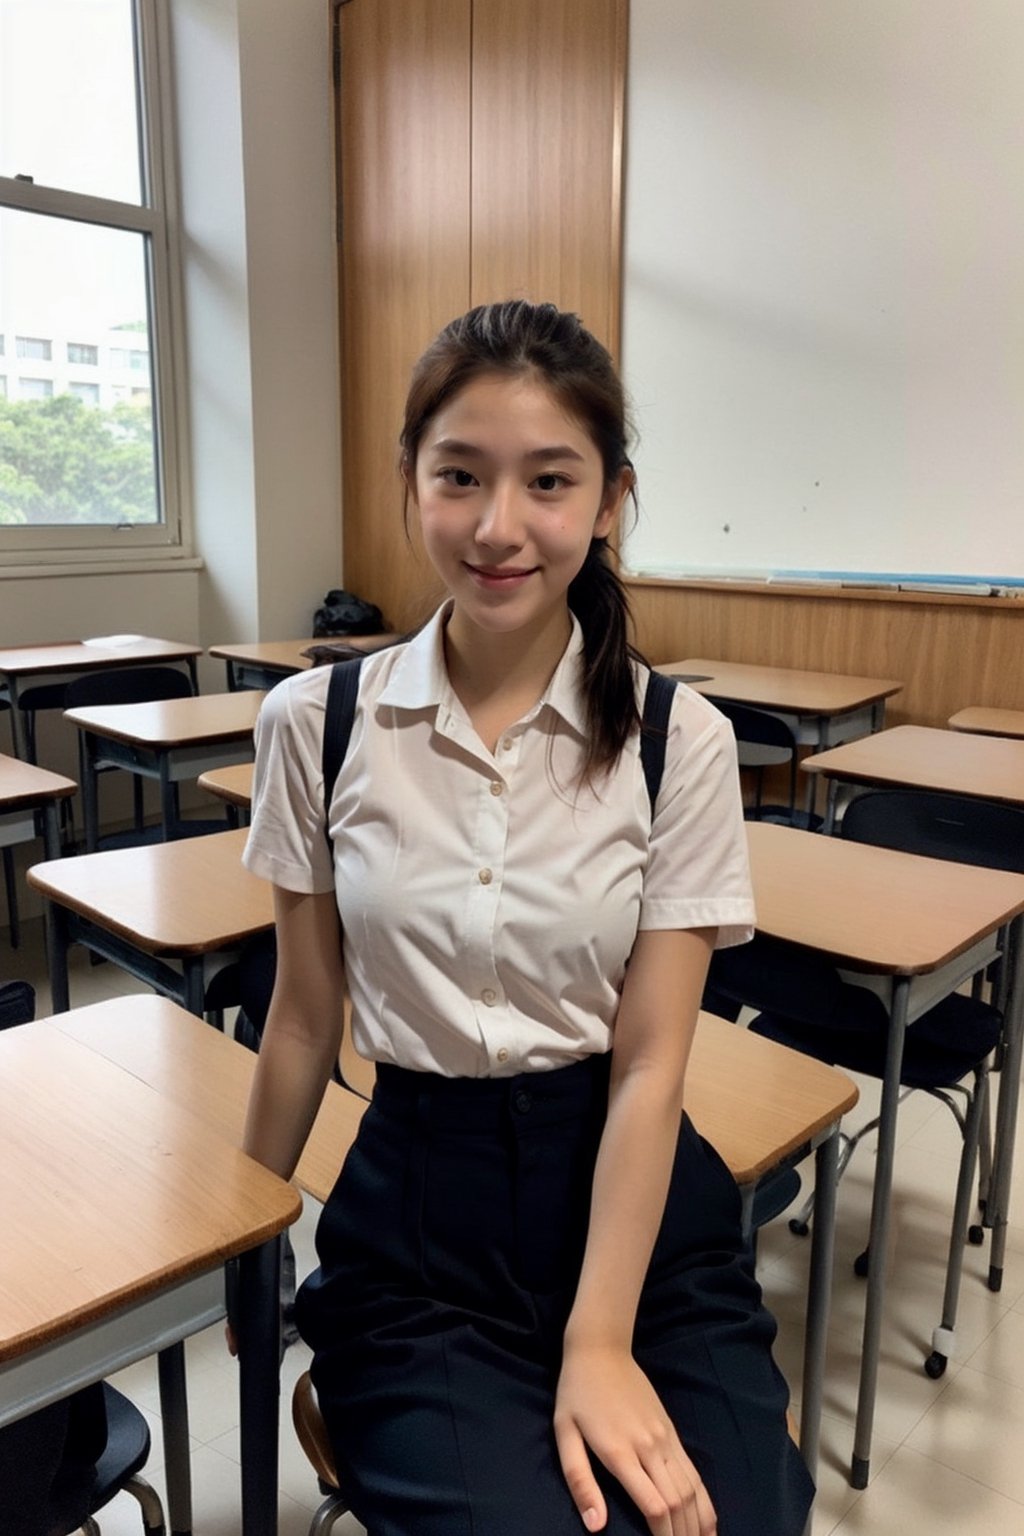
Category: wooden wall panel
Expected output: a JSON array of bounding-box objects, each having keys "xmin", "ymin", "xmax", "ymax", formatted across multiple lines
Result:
[
  {"xmin": 338, "ymin": 0, "xmax": 470, "ymax": 631},
  {"xmin": 470, "ymin": 0, "xmax": 627, "ymax": 355},
  {"xmin": 626, "ymin": 578, "xmax": 1024, "ymax": 729}
]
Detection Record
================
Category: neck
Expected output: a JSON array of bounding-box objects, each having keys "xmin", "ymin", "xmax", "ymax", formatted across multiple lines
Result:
[{"xmin": 443, "ymin": 605, "xmax": 573, "ymax": 734}]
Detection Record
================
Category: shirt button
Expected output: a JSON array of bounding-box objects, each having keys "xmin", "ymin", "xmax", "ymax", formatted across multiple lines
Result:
[
  {"xmin": 500, "ymin": 737, "xmax": 513, "ymax": 752},
  {"xmin": 496, "ymin": 1047, "xmax": 510, "ymax": 1063},
  {"xmin": 490, "ymin": 781, "xmax": 503, "ymax": 796},
  {"xmin": 481, "ymin": 988, "xmax": 497, "ymax": 1006},
  {"xmin": 478, "ymin": 867, "xmax": 493, "ymax": 885}
]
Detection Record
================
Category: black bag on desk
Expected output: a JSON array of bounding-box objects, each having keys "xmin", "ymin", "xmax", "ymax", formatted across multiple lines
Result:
[{"xmin": 312, "ymin": 588, "xmax": 386, "ymax": 638}]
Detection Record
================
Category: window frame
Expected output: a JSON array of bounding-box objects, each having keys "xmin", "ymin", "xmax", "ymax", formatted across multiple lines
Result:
[{"xmin": 0, "ymin": 0, "xmax": 192, "ymax": 564}]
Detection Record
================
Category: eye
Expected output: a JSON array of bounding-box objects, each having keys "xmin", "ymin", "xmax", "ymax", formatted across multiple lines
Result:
[
  {"xmin": 438, "ymin": 467, "xmax": 478, "ymax": 488},
  {"xmin": 532, "ymin": 472, "xmax": 570, "ymax": 493}
]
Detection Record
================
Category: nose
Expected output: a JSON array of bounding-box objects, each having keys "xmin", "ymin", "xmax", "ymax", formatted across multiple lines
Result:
[{"xmin": 475, "ymin": 479, "xmax": 525, "ymax": 552}]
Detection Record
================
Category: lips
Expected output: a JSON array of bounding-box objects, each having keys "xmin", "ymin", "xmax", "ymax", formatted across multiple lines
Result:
[{"xmin": 464, "ymin": 563, "xmax": 539, "ymax": 585}]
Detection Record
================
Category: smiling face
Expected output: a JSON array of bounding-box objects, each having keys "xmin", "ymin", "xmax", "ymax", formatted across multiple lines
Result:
[{"xmin": 408, "ymin": 372, "xmax": 627, "ymax": 652}]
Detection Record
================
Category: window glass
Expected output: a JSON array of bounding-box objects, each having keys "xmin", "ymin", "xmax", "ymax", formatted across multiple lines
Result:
[
  {"xmin": 0, "ymin": 206, "xmax": 158, "ymax": 527},
  {"xmin": 0, "ymin": 0, "xmax": 142, "ymax": 203}
]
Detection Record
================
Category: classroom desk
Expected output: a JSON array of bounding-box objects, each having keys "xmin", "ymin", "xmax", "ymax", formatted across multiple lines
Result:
[
  {"xmin": 949, "ymin": 706, "xmax": 1024, "ymax": 740},
  {"xmin": 0, "ymin": 638, "xmax": 201, "ymax": 761},
  {"xmin": 746, "ymin": 820, "xmax": 1024, "ymax": 1488},
  {"xmin": 658, "ymin": 657, "xmax": 903, "ymax": 747},
  {"xmin": 0, "ymin": 753, "xmax": 76, "ymax": 862},
  {"xmin": 58, "ymin": 994, "xmax": 855, "ymax": 1494},
  {"xmin": 802, "ymin": 724, "xmax": 1024, "ymax": 832},
  {"xmin": 210, "ymin": 634, "xmax": 401, "ymax": 692},
  {"xmin": 0, "ymin": 1012, "xmax": 299, "ymax": 1536},
  {"xmin": 198, "ymin": 761, "xmax": 255, "ymax": 825},
  {"xmin": 64, "ymin": 691, "xmax": 264, "ymax": 850},
  {"xmin": 27, "ymin": 827, "xmax": 273, "ymax": 1016}
]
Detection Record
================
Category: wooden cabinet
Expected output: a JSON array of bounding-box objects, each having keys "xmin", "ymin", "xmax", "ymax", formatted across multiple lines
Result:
[{"xmin": 336, "ymin": 0, "xmax": 627, "ymax": 631}]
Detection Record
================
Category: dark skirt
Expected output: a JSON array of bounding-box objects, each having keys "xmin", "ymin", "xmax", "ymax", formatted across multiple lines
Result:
[{"xmin": 296, "ymin": 1054, "xmax": 814, "ymax": 1536}]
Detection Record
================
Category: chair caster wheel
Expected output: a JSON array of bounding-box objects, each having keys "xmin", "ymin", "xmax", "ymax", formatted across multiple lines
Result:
[
  {"xmin": 968, "ymin": 1224, "xmax": 985, "ymax": 1246},
  {"xmin": 788, "ymin": 1219, "xmax": 810, "ymax": 1237},
  {"xmin": 924, "ymin": 1351, "xmax": 947, "ymax": 1380},
  {"xmin": 853, "ymin": 1249, "xmax": 870, "ymax": 1278}
]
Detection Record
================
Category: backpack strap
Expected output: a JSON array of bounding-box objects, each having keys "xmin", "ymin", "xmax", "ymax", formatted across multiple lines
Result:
[
  {"xmin": 639, "ymin": 669, "xmax": 677, "ymax": 816},
  {"xmin": 322, "ymin": 656, "xmax": 365, "ymax": 845}
]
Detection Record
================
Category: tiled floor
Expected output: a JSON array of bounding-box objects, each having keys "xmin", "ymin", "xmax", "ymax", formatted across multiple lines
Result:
[{"xmin": 7, "ymin": 918, "xmax": 1024, "ymax": 1535}]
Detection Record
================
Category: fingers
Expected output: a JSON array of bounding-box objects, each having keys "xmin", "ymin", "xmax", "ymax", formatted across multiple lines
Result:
[
  {"xmin": 555, "ymin": 1416, "xmax": 608, "ymax": 1531},
  {"xmin": 610, "ymin": 1437, "xmax": 717, "ymax": 1536}
]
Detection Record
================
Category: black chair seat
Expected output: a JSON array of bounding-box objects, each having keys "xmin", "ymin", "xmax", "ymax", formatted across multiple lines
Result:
[{"xmin": 750, "ymin": 990, "xmax": 1003, "ymax": 1090}]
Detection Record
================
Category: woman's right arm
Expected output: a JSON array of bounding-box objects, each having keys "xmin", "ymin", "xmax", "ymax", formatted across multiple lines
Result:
[{"xmin": 242, "ymin": 883, "xmax": 347, "ymax": 1182}]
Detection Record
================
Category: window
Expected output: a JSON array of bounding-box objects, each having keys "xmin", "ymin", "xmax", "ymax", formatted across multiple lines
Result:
[
  {"xmin": 19, "ymin": 377, "xmax": 53, "ymax": 400},
  {"xmin": 16, "ymin": 336, "xmax": 52, "ymax": 361},
  {"xmin": 0, "ymin": 0, "xmax": 188, "ymax": 558}
]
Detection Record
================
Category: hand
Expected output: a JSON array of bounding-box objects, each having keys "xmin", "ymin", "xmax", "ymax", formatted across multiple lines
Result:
[{"xmin": 554, "ymin": 1343, "xmax": 717, "ymax": 1536}]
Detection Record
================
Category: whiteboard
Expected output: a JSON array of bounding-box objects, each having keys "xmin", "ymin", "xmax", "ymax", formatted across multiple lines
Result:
[{"xmin": 620, "ymin": 0, "xmax": 1024, "ymax": 588}]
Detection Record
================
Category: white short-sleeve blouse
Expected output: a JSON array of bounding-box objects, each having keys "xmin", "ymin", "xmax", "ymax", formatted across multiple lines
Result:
[{"xmin": 243, "ymin": 605, "xmax": 755, "ymax": 1077}]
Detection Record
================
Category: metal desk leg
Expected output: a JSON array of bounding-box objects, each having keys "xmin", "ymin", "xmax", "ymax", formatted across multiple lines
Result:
[
  {"xmin": 851, "ymin": 976, "xmax": 910, "ymax": 1488},
  {"xmin": 6, "ymin": 676, "xmax": 29, "ymax": 761},
  {"xmin": 802, "ymin": 1127, "xmax": 839, "ymax": 1487},
  {"xmin": 44, "ymin": 899, "xmax": 72, "ymax": 1013},
  {"xmin": 237, "ymin": 1237, "xmax": 283, "ymax": 1536},
  {"xmin": 183, "ymin": 959, "xmax": 206, "ymax": 1019},
  {"xmin": 160, "ymin": 757, "xmax": 178, "ymax": 841},
  {"xmin": 80, "ymin": 731, "xmax": 101, "ymax": 853},
  {"xmin": 158, "ymin": 1341, "xmax": 193, "ymax": 1536},
  {"xmin": 987, "ymin": 915, "xmax": 1024, "ymax": 1291},
  {"xmin": 41, "ymin": 803, "xmax": 62, "ymax": 862},
  {"xmin": 823, "ymin": 781, "xmax": 840, "ymax": 836}
]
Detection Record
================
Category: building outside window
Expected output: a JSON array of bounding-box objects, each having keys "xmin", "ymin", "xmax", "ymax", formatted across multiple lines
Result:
[{"xmin": 0, "ymin": 0, "xmax": 189, "ymax": 556}]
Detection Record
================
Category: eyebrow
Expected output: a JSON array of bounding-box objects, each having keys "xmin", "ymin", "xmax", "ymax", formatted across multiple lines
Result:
[{"xmin": 429, "ymin": 438, "xmax": 586, "ymax": 464}]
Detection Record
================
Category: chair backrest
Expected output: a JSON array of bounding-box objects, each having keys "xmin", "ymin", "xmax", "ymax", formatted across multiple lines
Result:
[
  {"xmin": 840, "ymin": 789, "xmax": 1024, "ymax": 875},
  {"xmin": 714, "ymin": 700, "xmax": 796, "ymax": 756},
  {"xmin": 0, "ymin": 979, "xmax": 36, "ymax": 1030},
  {"xmin": 63, "ymin": 665, "xmax": 193, "ymax": 710}
]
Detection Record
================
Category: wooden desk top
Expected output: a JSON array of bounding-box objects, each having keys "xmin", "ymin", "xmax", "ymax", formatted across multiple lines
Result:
[
  {"xmin": 50, "ymin": 995, "xmax": 365, "ymax": 1208},
  {"xmin": 949, "ymin": 707, "xmax": 1024, "ymax": 741},
  {"xmin": 0, "ymin": 638, "xmax": 201, "ymax": 677},
  {"xmin": 208, "ymin": 635, "xmax": 401, "ymax": 671},
  {"xmin": 0, "ymin": 1018, "xmax": 298, "ymax": 1363},
  {"xmin": 801, "ymin": 724, "xmax": 1024, "ymax": 807},
  {"xmin": 0, "ymin": 753, "xmax": 77, "ymax": 809},
  {"xmin": 198, "ymin": 762, "xmax": 254, "ymax": 809},
  {"xmin": 64, "ymin": 691, "xmax": 265, "ymax": 749},
  {"xmin": 28, "ymin": 828, "xmax": 272, "ymax": 955},
  {"xmin": 658, "ymin": 657, "xmax": 903, "ymax": 716},
  {"xmin": 686, "ymin": 1011, "xmax": 857, "ymax": 1183},
  {"xmin": 747, "ymin": 821, "xmax": 1024, "ymax": 975}
]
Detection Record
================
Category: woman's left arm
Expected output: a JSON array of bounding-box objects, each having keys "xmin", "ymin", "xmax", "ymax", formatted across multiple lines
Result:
[{"xmin": 554, "ymin": 925, "xmax": 719, "ymax": 1536}]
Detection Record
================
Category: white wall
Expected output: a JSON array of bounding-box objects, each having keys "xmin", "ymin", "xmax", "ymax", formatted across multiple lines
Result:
[{"xmin": 621, "ymin": 0, "xmax": 1024, "ymax": 583}]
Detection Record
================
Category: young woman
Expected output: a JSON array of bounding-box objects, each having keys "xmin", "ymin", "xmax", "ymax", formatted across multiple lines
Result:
[{"xmin": 241, "ymin": 301, "xmax": 813, "ymax": 1536}]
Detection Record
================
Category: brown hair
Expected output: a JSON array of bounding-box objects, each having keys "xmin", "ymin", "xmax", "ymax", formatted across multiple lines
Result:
[{"xmin": 400, "ymin": 300, "xmax": 643, "ymax": 780}]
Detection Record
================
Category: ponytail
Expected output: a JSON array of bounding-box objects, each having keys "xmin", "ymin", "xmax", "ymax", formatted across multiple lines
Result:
[{"xmin": 568, "ymin": 537, "xmax": 643, "ymax": 783}]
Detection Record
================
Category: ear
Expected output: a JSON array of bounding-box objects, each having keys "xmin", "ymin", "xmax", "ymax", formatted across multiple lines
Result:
[
  {"xmin": 593, "ymin": 465, "xmax": 633, "ymax": 539},
  {"xmin": 400, "ymin": 451, "xmax": 419, "ymax": 508}
]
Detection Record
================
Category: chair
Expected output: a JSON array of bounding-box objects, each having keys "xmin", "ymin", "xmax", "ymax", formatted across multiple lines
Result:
[
  {"xmin": 0, "ymin": 978, "xmax": 35, "ymax": 1030},
  {"xmin": 63, "ymin": 666, "xmax": 194, "ymax": 848},
  {"xmin": 714, "ymin": 700, "xmax": 818, "ymax": 829},
  {"xmin": 292, "ymin": 1372, "xmax": 349, "ymax": 1536},
  {"xmin": 78, "ymin": 1383, "xmax": 166, "ymax": 1536}
]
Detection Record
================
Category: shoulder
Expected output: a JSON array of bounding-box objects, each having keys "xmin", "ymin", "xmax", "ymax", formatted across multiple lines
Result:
[
  {"xmin": 633, "ymin": 664, "xmax": 737, "ymax": 761},
  {"xmin": 255, "ymin": 641, "xmax": 410, "ymax": 743}
]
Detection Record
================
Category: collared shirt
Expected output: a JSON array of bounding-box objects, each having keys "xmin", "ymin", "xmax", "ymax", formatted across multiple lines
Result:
[{"xmin": 243, "ymin": 605, "xmax": 755, "ymax": 1077}]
